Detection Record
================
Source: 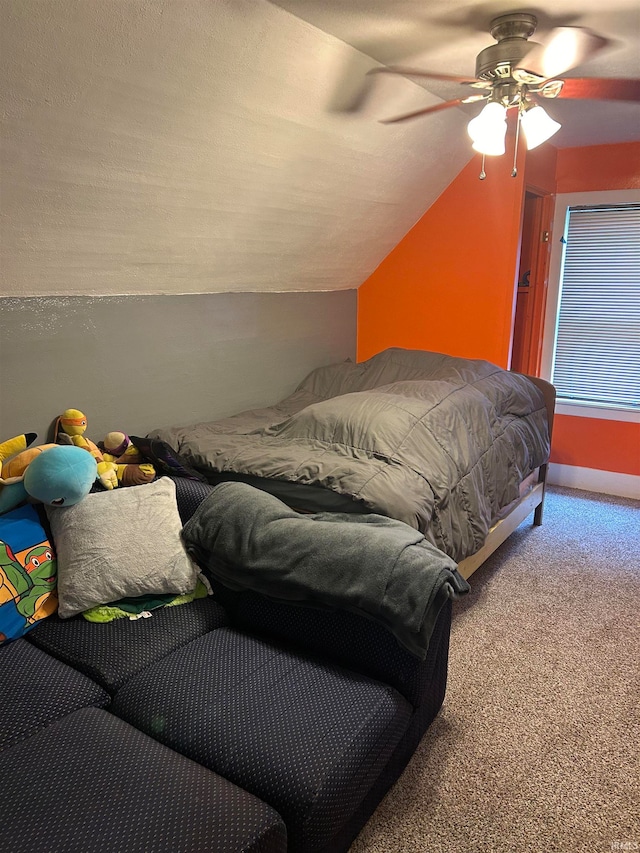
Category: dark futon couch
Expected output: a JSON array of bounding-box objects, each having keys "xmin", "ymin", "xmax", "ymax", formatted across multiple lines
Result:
[{"xmin": 1, "ymin": 479, "xmax": 453, "ymax": 853}]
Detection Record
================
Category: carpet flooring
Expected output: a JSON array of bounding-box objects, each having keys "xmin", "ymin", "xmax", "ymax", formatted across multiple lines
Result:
[{"xmin": 351, "ymin": 486, "xmax": 640, "ymax": 853}]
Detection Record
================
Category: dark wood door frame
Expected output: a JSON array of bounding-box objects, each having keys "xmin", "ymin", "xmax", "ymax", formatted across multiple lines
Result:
[{"xmin": 511, "ymin": 185, "xmax": 554, "ymax": 376}]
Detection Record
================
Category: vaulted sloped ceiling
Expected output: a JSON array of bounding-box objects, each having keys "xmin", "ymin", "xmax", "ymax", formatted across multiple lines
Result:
[
  {"xmin": 271, "ymin": 0, "xmax": 640, "ymax": 149},
  {"xmin": 1, "ymin": 0, "xmax": 639, "ymax": 297}
]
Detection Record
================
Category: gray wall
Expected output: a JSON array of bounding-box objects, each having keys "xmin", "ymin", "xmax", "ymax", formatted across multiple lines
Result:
[{"xmin": 0, "ymin": 291, "xmax": 356, "ymax": 446}]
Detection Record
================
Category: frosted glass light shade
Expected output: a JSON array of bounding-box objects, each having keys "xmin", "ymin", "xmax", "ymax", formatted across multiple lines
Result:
[
  {"xmin": 521, "ymin": 105, "xmax": 561, "ymax": 149},
  {"xmin": 471, "ymin": 135, "xmax": 506, "ymax": 156},
  {"xmin": 467, "ymin": 102, "xmax": 507, "ymax": 156}
]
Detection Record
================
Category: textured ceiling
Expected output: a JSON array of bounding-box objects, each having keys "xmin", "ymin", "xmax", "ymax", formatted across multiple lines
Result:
[
  {"xmin": 1, "ymin": 0, "xmax": 638, "ymax": 298},
  {"xmin": 269, "ymin": 0, "xmax": 640, "ymax": 148}
]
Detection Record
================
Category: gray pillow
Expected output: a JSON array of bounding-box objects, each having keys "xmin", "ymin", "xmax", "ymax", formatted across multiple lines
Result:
[{"xmin": 47, "ymin": 478, "xmax": 198, "ymax": 619}]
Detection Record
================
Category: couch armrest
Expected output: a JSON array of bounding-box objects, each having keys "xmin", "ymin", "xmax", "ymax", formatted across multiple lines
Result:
[{"xmin": 170, "ymin": 475, "xmax": 452, "ymax": 710}]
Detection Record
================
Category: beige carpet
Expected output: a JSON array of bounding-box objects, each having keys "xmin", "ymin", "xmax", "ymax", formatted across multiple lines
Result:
[{"xmin": 351, "ymin": 486, "xmax": 640, "ymax": 853}]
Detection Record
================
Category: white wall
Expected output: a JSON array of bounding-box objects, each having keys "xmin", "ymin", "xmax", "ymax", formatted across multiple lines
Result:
[{"xmin": 1, "ymin": 0, "xmax": 471, "ymax": 298}]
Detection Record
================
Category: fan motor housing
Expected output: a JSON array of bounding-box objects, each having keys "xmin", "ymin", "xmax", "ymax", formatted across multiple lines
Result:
[{"xmin": 475, "ymin": 12, "xmax": 540, "ymax": 82}]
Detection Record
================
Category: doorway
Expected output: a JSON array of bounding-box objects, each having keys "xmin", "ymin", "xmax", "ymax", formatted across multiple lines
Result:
[{"xmin": 511, "ymin": 188, "xmax": 554, "ymax": 375}]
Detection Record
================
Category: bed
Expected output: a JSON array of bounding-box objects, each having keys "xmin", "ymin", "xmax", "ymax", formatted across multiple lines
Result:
[{"xmin": 150, "ymin": 348, "xmax": 555, "ymax": 580}]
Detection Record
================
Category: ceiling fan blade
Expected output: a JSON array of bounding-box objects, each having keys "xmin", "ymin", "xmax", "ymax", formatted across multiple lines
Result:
[
  {"xmin": 380, "ymin": 95, "xmax": 487, "ymax": 124},
  {"xmin": 545, "ymin": 77, "xmax": 640, "ymax": 102},
  {"xmin": 514, "ymin": 27, "xmax": 609, "ymax": 83},
  {"xmin": 369, "ymin": 66, "xmax": 480, "ymax": 86}
]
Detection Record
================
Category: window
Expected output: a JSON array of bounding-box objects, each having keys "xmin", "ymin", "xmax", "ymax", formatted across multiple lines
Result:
[{"xmin": 543, "ymin": 192, "xmax": 640, "ymax": 418}]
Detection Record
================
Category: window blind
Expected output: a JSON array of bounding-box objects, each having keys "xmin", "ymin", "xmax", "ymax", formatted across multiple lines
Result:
[{"xmin": 552, "ymin": 204, "xmax": 640, "ymax": 409}]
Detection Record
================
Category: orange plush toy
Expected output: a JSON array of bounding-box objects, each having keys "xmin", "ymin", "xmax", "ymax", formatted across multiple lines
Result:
[
  {"xmin": 54, "ymin": 409, "xmax": 118, "ymax": 490},
  {"xmin": 100, "ymin": 432, "xmax": 156, "ymax": 487}
]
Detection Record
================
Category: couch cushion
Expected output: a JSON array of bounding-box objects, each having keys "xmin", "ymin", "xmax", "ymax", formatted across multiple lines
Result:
[
  {"xmin": 0, "ymin": 639, "xmax": 108, "ymax": 751},
  {"xmin": 218, "ymin": 585, "xmax": 452, "ymax": 707},
  {"xmin": 27, "ymin": 596, "xmax": 228, "ymax": 693},
  {"xmin": 111, "ymin": 627, "xmax": 412, "ymax": 853},
  {"xmin": 0, "ymin": 707, "xmax": 286, "ymax": 853}
]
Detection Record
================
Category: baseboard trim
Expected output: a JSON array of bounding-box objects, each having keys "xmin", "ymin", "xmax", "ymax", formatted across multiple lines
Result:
[{"xmin": 548, "ymin": 463, "xmax": 639, "ymax": 499}]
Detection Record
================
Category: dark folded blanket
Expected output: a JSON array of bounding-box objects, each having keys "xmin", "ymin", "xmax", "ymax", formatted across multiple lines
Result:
[{"xmin": 182, "ymin": 482, "xmax": 470, "ymax": 659}]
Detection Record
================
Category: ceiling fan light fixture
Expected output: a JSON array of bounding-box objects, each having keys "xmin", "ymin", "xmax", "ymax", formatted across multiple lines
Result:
[
  {"xmin": 472, "ymin": 136, "xmax": 506, "ymax": 157},
  {"xmin": 467, "ymin": 102, "xmax": 507, "ymax": 156},
  {"xmin": 371, "ymin": 12, "xmax": 639, "ymax": 178},
  {"xmin": 521, "ymin": 104, "xmax": 561, "ymax": 149}
]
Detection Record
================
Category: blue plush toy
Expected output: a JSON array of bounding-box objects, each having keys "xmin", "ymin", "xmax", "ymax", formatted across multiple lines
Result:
[
  {"xmin": 0, "ymin": 436, "xmax": 97, "ymax": 514},
  {"xmin": 24, "ymin": 445, "xmax": 97, "ymax": 507}
]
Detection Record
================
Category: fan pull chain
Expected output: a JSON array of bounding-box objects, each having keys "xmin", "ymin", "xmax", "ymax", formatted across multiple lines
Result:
[
  {"xmin": 512, "ymin": 110, "xmax": 522, "ymax": 177},
  {"xmin": 479, "ymin": 154, "xmax": 486, "ymax": 180}
]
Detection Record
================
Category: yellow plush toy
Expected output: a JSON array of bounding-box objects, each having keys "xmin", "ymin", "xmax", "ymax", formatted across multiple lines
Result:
[
  {"xmin": 54, "ymin": 409, "xmax": 118, "ymax": 490},
  {"xmin": 101, "ymin": 431, "xmax": 156, "ymax": 487}
]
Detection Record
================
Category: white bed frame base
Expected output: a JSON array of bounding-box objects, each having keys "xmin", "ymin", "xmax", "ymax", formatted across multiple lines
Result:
[{"xmin": 456, "ymin": 477, "xmax": 545, "ymax": 581}]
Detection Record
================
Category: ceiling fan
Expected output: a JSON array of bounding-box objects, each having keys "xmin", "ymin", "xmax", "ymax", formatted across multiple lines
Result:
[{"xmin": 370, "ymin": 12, "xmax": 640, "ymax": 177}]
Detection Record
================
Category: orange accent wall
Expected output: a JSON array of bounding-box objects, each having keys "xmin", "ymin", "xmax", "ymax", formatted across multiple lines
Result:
[
  {"xmin": 556, "ymin": 141, "xmax": 640, "ymax": 192},
  {"xmin": 550, "ymin": 142, "xmax": 640, "ymax": 480},
  {"xmin": 357, "ymin": 137, "xmax": 526, "ymax": 368},
  {"xmin": 524, "ymin": 143, "xmax": 557, "ymax": 193},
  {"xmin": 551, "ymin": 415, "xmax": 640, "ymax": 477},
  {"xmin": 357, "ymin": 140, "xmax": 640, "ymax": 483}
]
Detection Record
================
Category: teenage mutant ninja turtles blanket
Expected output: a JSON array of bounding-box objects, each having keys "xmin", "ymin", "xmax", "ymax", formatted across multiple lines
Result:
[{"xmin": 0, "ymin": 504, "xmax": 58, "ymax": 644}]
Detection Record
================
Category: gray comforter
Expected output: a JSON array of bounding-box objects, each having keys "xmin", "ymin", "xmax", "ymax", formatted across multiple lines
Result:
[
  {"xmin": 152, "ymin": 348, "xmax": 550, "ymax": 561},
  {"xmin": 182, "ymin": 481, "xmax": 470, "ymax": 660}
]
